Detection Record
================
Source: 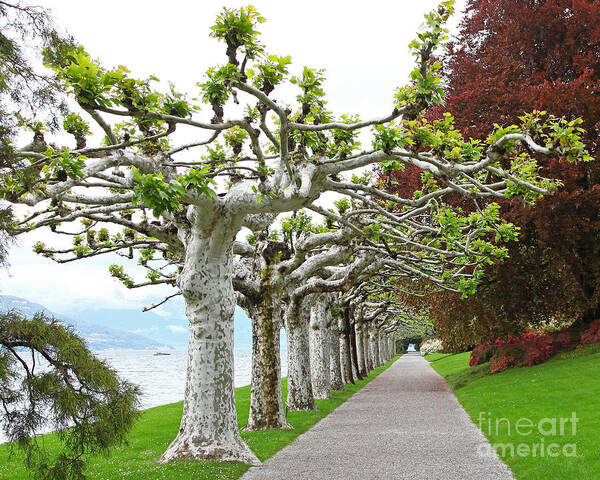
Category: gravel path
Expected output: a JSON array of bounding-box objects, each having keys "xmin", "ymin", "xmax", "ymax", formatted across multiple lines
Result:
[{"xmin": 241, "ymin": 353, "xmax": 515, "ymax": 480}]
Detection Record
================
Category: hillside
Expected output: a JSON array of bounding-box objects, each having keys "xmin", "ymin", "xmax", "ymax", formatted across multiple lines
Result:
[{"xmin": 426, "ymin": 347, "xmax": 600, "ymax": 479}]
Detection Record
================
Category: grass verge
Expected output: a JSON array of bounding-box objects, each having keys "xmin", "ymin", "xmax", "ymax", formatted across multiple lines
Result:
[
  {"xmin": 425, "ymin": 345, "xmax": 600, "ymax": 479},
  {"xmin": 0, "ymin": 355, "xmax": 400, "ymax": 480}
]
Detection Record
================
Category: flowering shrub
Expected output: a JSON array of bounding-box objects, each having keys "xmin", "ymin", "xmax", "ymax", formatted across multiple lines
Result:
[
  {"xmin": 469, "ymin": 343, "xmax": 495, "ymax": 366},
  {"xmin": 490, "ymin": 350, "xmax": 521, "ymax": 373},
  {"xmin": 469, "ymin": 318, "xmax": 600, "ymax": 373},
  {"xmin": 420, "ymin": 338, "xmax": 443, "ymax": 356},
  {"xmin": 471, "ymin": 330, "xmax": 556, "ymax": 373},
  {"xmin": 580, "ymin": 320, "xmax": 600, "ymax": 345}
]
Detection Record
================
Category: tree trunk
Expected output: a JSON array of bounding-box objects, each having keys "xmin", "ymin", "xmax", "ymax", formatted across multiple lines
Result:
[
  {"xmin": 245, "ymin": 290, "xmax": 290, "ymax": 431},
  {"xmin": 349, "ymin": 320, "xmax": 362, "ymax": 381},
  {"xmin": 355, "ymin": 322, "xmax": 367, "ymax": 377},
  {"xmin": 385, "ymin": 334, "xmax": 391, "ymax": 361},
  {"xmin": 330, "ymin": 320, "xmax": 345, "ymax": 391},
  {"xmin": 373, "ymin": 326, "xmax": 381, "ymax": 367},
  {"xmin": 363, "ymin": 324, "xmax": 373, "ymax": 372},
  {"xmin": 339, "ymin": 313, "xmax": 354, "ymax": 385},
  {"xmin": 159, "ymin": 226, "xmax": 258, "ymax": 465},
  {"xmin": 309, "ymin": 296, "xmax": 332, "ymax": 400},
  {"xmin": 379, "ymin": 332, "xmax": 386, "ymax": 363},
  {"xmin": 369, "ymin": 325, "xmax": 379, "ymax": 369},
  {"xmin": 286, "ymin": 297, "xmax": 317, "ymax": 411}
]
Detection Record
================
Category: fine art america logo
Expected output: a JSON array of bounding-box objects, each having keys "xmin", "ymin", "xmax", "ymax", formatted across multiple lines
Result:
[{"xmin": 477, "ymin": 412, "xmax": 578, "ymax": 458}]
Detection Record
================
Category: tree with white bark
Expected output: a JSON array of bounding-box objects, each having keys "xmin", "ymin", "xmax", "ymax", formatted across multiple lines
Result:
[
  {"xmin": 0, "ymin": 0, "xmax": 591, "ymax": 465},
  {"xmin": 233, "ymin": 210, "xmax": 359, "ymax": 429}
]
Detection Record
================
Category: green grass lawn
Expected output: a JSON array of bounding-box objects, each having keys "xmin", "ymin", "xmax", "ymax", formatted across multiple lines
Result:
[
  {"xmin": 0, "ymin": 356, "xmax": 399, "ymax": 479},
  {"xmin": 426, "ymin": 346, "xmax": 600, "ymax": 479}
]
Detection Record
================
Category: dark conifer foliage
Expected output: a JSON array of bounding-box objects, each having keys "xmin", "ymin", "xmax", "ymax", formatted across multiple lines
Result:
[{"xmin": 0, "ymin": 312, "xmax": 141, "ymax": 480}]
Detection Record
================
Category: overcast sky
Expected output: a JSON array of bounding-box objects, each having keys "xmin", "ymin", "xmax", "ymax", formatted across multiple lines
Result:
[{"xmin": 0, "ymin": 0, "xmax": 467, "ymax": 319}]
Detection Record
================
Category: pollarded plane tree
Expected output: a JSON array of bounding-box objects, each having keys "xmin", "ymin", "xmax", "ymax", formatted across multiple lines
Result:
[
  {"xmin": 236, "ymin": 214, "xmax": 397, "ymax": 419},
  {"xmin": 232, "ymin": 209, "xmax": 359, "ymax": 430},
  {"xmin": 353, "ymin": 297, "xmax": 390, "ymax": 374},
  {"xmin": 308, "ymin": 274, "xmax": 426, "ymax": 389},
  {"xmin": 239, "ymin": 212, "xmax": 386, "ymax": 413},
  {"xmin": 2, "ymin": 1, "xmax": 590, "ymax": 464},
  {"xmin": 343, "ymin": 272, "xmax": 429, "ymax": 371},
  {"xmin": 332, "ymin": 287, "xmax": 388, "ymax": 378},
  {"xmin": 348, "ymin": 277, "xmax": 434, "ymax": 359},
  {"xmin": 308, "ymin": 292, "xmax": 338, "ymax": 400},
  {"xmin": 236, "ymin": 213, "xmax": 377, "ymax": 414},
  {"xmin": 283, "ymin": 246, "xmax": 386, "ymax": 409},
  {"xmin": 280, "ymin": 231, "xmax": 476, "ymax": 408},
  {"xmin": 301, "ymin": 190, "xmax": 525, "ymax": 380},
  {"xmin": 346, "ymin": 262, "xmax": 450, "ymax": 362},
  {"xmin": 324, "ymin": 250, "xmax": 454, "ymax": 385}
]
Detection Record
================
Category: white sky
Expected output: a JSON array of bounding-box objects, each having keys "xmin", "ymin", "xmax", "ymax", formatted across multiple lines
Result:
[{"xmin": 0, "ymin": 0, "xmax": 466, "ymax": 317}]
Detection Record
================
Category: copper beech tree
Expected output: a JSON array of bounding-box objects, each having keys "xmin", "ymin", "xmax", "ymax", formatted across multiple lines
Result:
[
  {"xmin": 0, "ymin": 2, "xmax": 591, "ymax": 464},
  {"xmin": 412, "ymin": 0, "xmax": 600, "ymax": 348}
]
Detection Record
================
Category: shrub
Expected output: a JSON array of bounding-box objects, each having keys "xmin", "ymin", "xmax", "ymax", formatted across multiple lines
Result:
[
  {"xmin": 580, "ymin": 320, "xmax": 600, "ymax": 345},
  {"xmin": 469, "ymin": 343, "xmax": 495, "ymax": 366},
  {"xmin": 469, "ymin": 319, "xmax": 600, "ymax": 373},
  {"xmin": 420, "ymin": 338, "xmax": 443, "ymax": 356},
  {"xmin": 471, "ymin": 331, "xmax": 555, "ymax": 373}
]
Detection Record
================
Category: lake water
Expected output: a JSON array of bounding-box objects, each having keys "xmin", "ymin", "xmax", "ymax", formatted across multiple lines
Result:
[{"xmin": 0, "ymin": 348, "xmax": 288, "ymax": 444}]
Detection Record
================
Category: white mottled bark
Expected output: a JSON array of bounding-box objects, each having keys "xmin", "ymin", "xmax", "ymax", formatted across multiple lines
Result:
[
  {"xmin": 374, "ymin": 327, "xmax": 382, "ymax": 367},
  {"xmin": 349, "ymin": 317, "xmax": 361, "ymax": 381},
  {"xmin": 363, "ymin": 323, "xmax": 373, "ymax": 372},
  {"xmin": 309, "ymin": 296, "xmax": 332, "ymax": 400},
  {"xmin": 383, "ymin": 333, "xmax": 390, "ymax": 362},
  {"xmin": 286, "ymin": 297, "xmax": 316, "ymax": 411},
  {"xmin": 380, "ymin": 333, "xmax": 388, "ymax": 363},
  {"xmin": 355, "ymin": 322, "xmax": 367, "ymax": 377},
  {"xmin": 330, "ymin": 320, "xmax": 345, "ymax": 391},
  {"xmin": 245, "ymin": 293, "xmax": 290, "ymax": 431},
  {"xmin": 159, "ymin": 223, "xmax": 258, "ymax": 465},
  {"xmin": 369, "ymin": 324, "xmax": 380, "ymax": 369}
]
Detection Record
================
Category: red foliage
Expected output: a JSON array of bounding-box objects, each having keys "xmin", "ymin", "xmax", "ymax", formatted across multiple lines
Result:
[
  {"xmin": 434, "ymin": 0, "xmax": 600, "ymax": 322},
  {"xmin": 580, "ymin": 320, "xmax": 600, "ymax": 345},
  {"xmin": 470, "ymin": 331, "xmax": 554, "ymax": 373},
  {"xmin": 469, "ymin": 343, "xmax": 495, "ymax": 366},
  {"xmin": 470, "ymin": 320, "xmax": 599, "ymax": 373},
  {"xmin": 409, "ymin": 0, "xmax": 600, "ymax": 349}
]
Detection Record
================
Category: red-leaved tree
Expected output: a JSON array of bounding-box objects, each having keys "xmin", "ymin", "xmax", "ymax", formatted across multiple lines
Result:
[{"xmin": 385, "ymin": 0, "xmax": 600, "ymax": 349}]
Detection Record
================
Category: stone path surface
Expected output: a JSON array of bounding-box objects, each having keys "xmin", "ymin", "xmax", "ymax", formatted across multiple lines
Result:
[{"xmin": 241, "ymin": 353, "xmax": 514, "ymax": 480}]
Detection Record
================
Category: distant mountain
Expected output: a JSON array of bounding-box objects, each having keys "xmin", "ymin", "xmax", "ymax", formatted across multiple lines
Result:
[
  {"xmin": 69, "ymin": 302, "xmax": 255, "ymax": 349},
  {"xmin": 0, "ymin": 295, "xmax": 172, "ymax": 351}
]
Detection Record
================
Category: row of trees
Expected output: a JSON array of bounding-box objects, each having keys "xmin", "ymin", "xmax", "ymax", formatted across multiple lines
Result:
[{"xmin": 0, "ymin": 0, "xmax": 592, "ymax": 469}]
